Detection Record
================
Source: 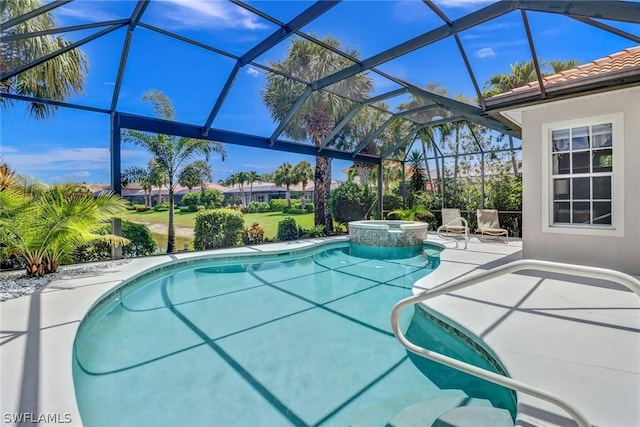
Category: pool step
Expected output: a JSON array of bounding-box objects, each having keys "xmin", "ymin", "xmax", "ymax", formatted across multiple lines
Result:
[
  {"xmin": 348, "ymin": 389, "xmax": 469, "ymax": 427},
  {"xmin": 386, "ymin": 396, "xmax": 494, "ymax": 427},
  {"xmin": 433, "ymin": 406, "xmax": 514, "ymax": 426}
]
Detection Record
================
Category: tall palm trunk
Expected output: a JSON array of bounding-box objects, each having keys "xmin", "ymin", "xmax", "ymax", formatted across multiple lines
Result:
[
  {"xmin": 285, "ymin": 184, "xmax": 291, "ymax": 207},
  {"xmin": 167, "ymin": 179, "xmax": 176, "ymax": 253},
  {"xmin": 315, "ymin": 156, "xmax": 333, "ymax": 234},
  {"xmin": 308, "ymin": 115, "xmax": 335, "ymax": 234}
]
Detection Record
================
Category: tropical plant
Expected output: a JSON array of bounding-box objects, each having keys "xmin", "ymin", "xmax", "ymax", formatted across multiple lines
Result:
[
  {"xmin": 293, "ymin": 161, "xmax": 313, "ymax": 207},
  {"xmin": 242, "ymin": 222, "xmax": 266, "ymax": 245},
  {"xmin": 483, "ymin": 59, "xmax": 582, "ymax": 97},
  {"xmin": 328, "ymin": 181, "xmax": 375, "ymax": 225},
  {"xmin": 0, "ymin": 185, "xmax": 129, "ymax": 276},
  {"xmin": 228, "ymin": 171, "xmax": 249, "ymax": 206},
  {"xmin": 178, "ymin": 160, "xmax": 212, "ymax": 192},
  {"xmin": 123, "ymin": 90, "xmax": 227, "ymax": 253},
  {"xmin": 262, "ymin": 36, "xmax": 373, "ymax": 234},
  {"xmin": 0, "ymin": 161, "xmax": 16, "ymax": 190},
  {"xmin": 122, "ymin": 160, "xmax": 166, "ymax": 207},
  {"xmin": 245, "ymin": 171, "xmax": 262, "ymax": 204},
  {"xmin": 406, "ymin": 150, "xmax": 426, "ymax": 195},
  {"xmin": 274, "ymin": 162, "xmax": 299, "ymax": 208},
  {"xmin": 388, "ymin": 205, "xmax": 433, "ymax": 222},
  {"xmin": 0, "ymin": 0, "xmax": 88, "ymax": 119}
]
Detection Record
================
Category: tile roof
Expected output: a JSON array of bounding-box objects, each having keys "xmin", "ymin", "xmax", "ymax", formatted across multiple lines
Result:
[{"xmin": 489, "ymin": 45, "xmax": 640, "ymax": 101}]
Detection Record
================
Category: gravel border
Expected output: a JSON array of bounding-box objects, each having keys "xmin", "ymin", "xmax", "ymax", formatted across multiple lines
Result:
[{"xmin": 0, "ymin": 260, "xmax": 131, "ymax": 302}]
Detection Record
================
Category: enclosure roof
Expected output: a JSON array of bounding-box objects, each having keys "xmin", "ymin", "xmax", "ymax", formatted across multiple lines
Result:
[{"xmin": 2, "ymin": 0, "xmax": 640, "ymax": 166}]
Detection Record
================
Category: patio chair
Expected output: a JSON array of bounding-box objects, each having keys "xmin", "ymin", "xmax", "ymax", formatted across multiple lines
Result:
[
  {"xmin": 437, "ymin": 208, "xmax": 469, "ymax": 249},
  {"xmin": 476, "ymin": 209, "xmax": 509, "ymax": 243}
]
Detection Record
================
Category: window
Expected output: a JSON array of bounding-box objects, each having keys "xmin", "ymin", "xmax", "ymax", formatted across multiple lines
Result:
[
  {"xmin": 256, "ymin": 195, "xmax": 265, "ymax": 203},
  {"xmin": 551, "ymin": 123, "xmax": 613, "ymax": 226},
  {"xmin": 542, "ymin": 112, "xmax": 624, "ymax": 236}
]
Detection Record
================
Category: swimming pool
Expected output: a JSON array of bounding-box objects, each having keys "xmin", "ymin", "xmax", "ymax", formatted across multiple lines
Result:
[{"xmin": 73, "ymin": 241, "xmax": 515, "ymax": 426}]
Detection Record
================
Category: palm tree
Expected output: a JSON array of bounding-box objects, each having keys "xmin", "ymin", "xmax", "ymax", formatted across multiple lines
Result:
[
  {"xmin": 293, "ymin": 161, "xmax": 313, "ymax": 207},
  {"xmin": 0, "ymin": 161, "xmax": 16, "ymax": 190},
  {"xmin": 0, "ymin": 184, "xmax": 129, "ymax": 277},
  {"xmin": 229, "ymin": 171, "xmax": 249, "ymax": 206},
  {"xmin": 273, "ymin": 162, "xmax": 299, "ymax": 208},
  {"xmin": 398, "ymin": 84, "xmax": 449, "ymax": 194},
  {"xmin": 124, "ymin": 90, "xmax": 227, "ymax": 253},
  {"xmin": 262, "ymin": 36, "xmax": 373, "ymax": 234},
  {"xmin": 407, "ymin": 150, "xmax": 426, "ymax": 194},
  {"xmin": 1, "ymin": 0, "xmax": 88, "ymax": 119},
  {"xmin": 484, "ymin": 59, "xmax": 582, "ymax": 175},
  {"xmin": 245, "ymin": 171, "xmax": 262, "ymax": 205},
  {"xmin": 122, "ymin": 161, "xmax": 165, "ymax": 208},
  {"xmin": 178, "ymin": 160, "xmax": 212, "ymax": 192}
]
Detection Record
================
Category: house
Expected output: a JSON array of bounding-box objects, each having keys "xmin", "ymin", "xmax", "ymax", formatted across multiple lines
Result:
[
  {"xmin": 223, "ymin": 181, "xmax": 340, "ymax": 205},
  {"xmin": 487, "ymin": 46, "xmax": 640, "ymax": 275}
]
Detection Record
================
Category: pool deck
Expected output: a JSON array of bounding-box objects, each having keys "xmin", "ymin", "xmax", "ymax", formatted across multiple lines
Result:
[{"xmin": 1, "ymin": 236, "xmax": 638, "ymax": 426}]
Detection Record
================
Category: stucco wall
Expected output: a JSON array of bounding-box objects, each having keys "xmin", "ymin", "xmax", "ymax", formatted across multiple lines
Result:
[{"xmin": 520, "ymin": 87, "xmax": 640, "ymax": 275}]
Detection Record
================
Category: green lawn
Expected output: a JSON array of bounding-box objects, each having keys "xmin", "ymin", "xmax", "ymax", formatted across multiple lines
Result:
[{"xmin": 120, "ymin": 209, "xmax": 315, "ymax": 239}]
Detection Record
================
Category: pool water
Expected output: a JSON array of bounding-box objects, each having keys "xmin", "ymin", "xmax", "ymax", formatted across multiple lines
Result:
[{"xmin": 73, "ymin": 243, "xmax": 515, "ymax": 426}]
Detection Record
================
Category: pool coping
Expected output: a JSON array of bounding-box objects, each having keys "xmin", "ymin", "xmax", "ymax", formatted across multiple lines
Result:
[{"xmin": 1, "ymin": 236, "xmax": 638, "ymax": 426}]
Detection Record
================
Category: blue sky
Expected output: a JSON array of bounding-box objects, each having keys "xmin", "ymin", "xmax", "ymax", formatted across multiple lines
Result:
[{"xmin": 1, "ymin": 0, "xmax": 638, "ymax": 185}]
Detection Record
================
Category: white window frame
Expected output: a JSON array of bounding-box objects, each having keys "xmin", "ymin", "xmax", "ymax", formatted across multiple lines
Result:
[{"xmin": 541, "ymin": 113, "xmax": 624, "ymax": 237}]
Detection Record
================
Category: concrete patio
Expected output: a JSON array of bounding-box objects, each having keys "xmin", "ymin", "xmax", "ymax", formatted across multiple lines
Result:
[{"xmin": 1, "ymin": 237, "xmax": 638, "ymax": 426}]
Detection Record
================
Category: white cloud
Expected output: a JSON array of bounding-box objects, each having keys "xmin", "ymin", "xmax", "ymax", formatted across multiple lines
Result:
[
  {"xmin": 246, "ymin": 67, "xmax": 260, "ymax": 78},
  {"xmin": 3, "ymin": 147, "xmax": 147, "ymax": 173},
  {"xmin": 476, "ymin": 47, "xmax": 496, "ymax": 59},
  {"xmin": 65, "ymin": 171, "xmax": 91, "ymax": 178},
  {"xmin": 161, "ymin": 0, "xmax": 267, "ymax": 30},
  {"xmin": 0, "ymin": 145, "xmax": 19, "ymax": 153},
  {"xmin": 55, "ymin": 5, "xmax": 119, "ymax": 22}
]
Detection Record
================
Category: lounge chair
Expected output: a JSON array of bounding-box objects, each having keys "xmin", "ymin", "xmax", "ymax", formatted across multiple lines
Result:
[
  {"xmin": 476, "ymin": 209, "xmax": 509, "ymax": 242},
  {"xmin": 437, "ymin": 208, "xmax": 469, "ymax": 249}
]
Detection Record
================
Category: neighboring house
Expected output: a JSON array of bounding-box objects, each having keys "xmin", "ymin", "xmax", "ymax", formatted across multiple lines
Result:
[
  {"xmin": 487, "ymin": 46, "xmax": 640, "ymax": 275},
  {"xmin": 223, "ymin": 181, "xmax": 340, "ymax": 205},
  {"xmin": 97, "ymin": 182, "xmax": 227, "ymax": 206}
]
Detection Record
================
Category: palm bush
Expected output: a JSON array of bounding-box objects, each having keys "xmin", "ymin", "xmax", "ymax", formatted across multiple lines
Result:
[{"xmin": 0, "ymin": 185, "xmax": 129, "ymax": 276}]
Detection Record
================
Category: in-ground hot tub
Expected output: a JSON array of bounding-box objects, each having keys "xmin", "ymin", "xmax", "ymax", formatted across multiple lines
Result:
[{"xmin": 348, "ymin": 220, "xmax": 429, "ymax": 247}]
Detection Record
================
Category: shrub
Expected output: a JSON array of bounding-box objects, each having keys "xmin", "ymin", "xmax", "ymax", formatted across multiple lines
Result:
[
  {"xmin": 276, "ymin": 217, "xmax": 302, "ymax": 241},
  {"xmin": 184, "ymin": 205, "xmax": 199, "ymax": 213},
  {"xmin": 269, "ymin": 199, "xmax": 288, "ymax": 212},
  {"xmin": 304, "ymin": 203, "xmax": 314, "ymax": 213},
  {"xmin": 181, "ymin": 192, "xmax": 200, "ymax": 208},
  {"xmin": 134, "ymin": 204, "xmax": 150, "ymax": 212},
  {"xmin": 301, "ymin": 225, "xmax": 325, "ymax": 238},
  {"xmin": 242, "ymin": 222, "xmax": 266, "ymax": 245},
  {"xmin": 194, "ymin": 209, "xmax": 244, "ymax": 250},
  {"xmin": 328, "ymin": 182, "xmax": 375, "ymax": 225},
  {"xmin": 247, "ymin": 201, "xmax": 270, "ymax": 213},
  {"xmin": 153, "ymin": 202, "xmax": 169, "ymax": 212},
  {"xmin": 200, "ymin": 189, "xmax": 224, "ymax": 209},
  {"xmin": 73, "ymin": 221, "xmax": 157, "ymax": 262}
]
